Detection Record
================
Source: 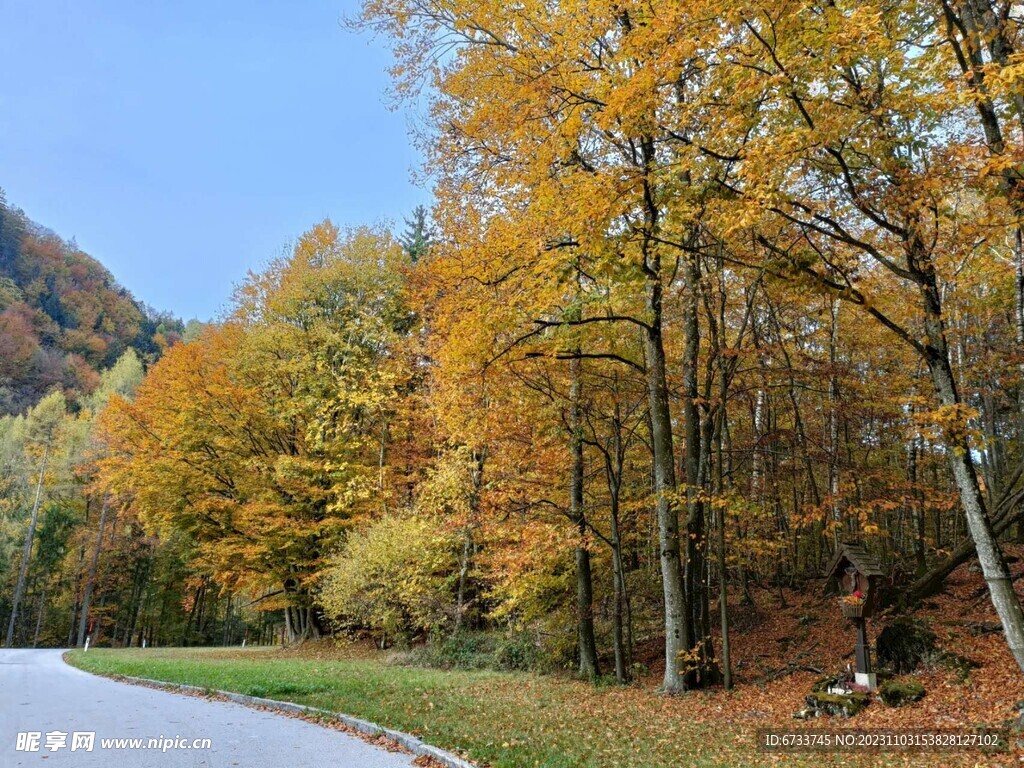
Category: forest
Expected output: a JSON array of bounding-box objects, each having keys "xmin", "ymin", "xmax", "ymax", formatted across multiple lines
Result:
[
  {"xmin": 4, "ymin": 0, "xmax": 1024, "ymax": 715},
  {"xmin": 0, "ymin": 192, "xmax": 184, "ymax": 415}
]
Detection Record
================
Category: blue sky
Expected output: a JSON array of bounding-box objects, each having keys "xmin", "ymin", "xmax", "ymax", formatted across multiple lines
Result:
[{"xmin": 0, "ymin": 0, "xmax": 429, "ymax": 320}]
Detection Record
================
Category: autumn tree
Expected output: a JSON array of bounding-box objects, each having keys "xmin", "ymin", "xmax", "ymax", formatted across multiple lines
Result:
[
  {"xmin": 98, "ymin": 223, "xmax": 411, "ymax": 641},
  {"xmin": 3, "ymin": 390, "xmax": 65, "ymax": 646}
]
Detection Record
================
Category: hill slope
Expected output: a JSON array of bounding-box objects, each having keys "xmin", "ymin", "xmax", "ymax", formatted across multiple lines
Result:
[{"xmin": 0, "ymin": 190, "xmax": 181, "ymax": 414}]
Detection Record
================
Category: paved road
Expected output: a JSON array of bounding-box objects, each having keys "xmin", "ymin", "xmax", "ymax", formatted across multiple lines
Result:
[{"xmin": 0, "ymin": 649, "xmax": 416, "ymax": 767}]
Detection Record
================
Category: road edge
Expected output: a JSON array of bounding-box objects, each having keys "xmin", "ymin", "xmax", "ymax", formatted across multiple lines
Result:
[{"xmin": 61, "ymin": 652, "xmax": 477, "ymax": 768}]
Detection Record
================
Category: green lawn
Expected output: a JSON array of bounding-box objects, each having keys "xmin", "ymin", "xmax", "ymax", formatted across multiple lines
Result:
[{"xmin": 64, "ymin": 647, "xmax": 1008, "ymax": 768}]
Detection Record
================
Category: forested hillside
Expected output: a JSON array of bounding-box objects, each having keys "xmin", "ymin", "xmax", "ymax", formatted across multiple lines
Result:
[
  {"xmin": 0, "ymin": 190, "xmax": 182, "ymax": 415},
  {"xmin": 0, "ymin": 189, "xmax": 187, "ymax": 650}
]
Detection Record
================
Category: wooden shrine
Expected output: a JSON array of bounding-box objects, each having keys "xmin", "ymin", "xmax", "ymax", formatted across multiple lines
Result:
[{"xmin": 826, "ymin": 542, "xmax": 884, "ymax": 689}]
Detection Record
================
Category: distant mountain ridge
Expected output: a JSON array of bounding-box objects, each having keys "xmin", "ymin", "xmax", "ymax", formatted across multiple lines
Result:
[{"xmin": 0, "ymin": 189, "xmax": 182, "ymax": 415}]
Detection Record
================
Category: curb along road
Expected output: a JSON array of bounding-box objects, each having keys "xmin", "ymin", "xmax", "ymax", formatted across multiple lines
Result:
[{"xmin": 64, "ymin": 656, "xmax": 477, "ymax": 768}]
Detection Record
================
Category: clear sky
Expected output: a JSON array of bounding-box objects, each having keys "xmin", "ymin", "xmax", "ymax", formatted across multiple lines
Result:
[{"xmin": 0, "ymin": 0, "xmax": 428, "ymax": 321}]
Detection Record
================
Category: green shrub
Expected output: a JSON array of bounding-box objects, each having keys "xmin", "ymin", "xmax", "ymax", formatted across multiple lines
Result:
[
  {"xmin": 436, "ymin": 632, "xmax": 496, "ymax": 669},
  {"xmin": 320, "ymin": 513, "xmax": 459, "ymax": 643},
  {"xmin": 387, "ymin": 630, "xmax": 544, "ymax": 672},
  {"xmin": 494, "ymin": 632, "xmax": 539, "ymax": 671},
  {"xmin": 879, "ymin": 678, "xmax": 925, "ymax": 707},
  {"xmin": 391, "ymin": 631, "xmax": 494, "ymax": 670}
]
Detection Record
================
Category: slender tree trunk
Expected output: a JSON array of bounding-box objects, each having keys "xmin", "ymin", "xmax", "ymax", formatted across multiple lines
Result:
[
  {"xmin": 644, "ymin": 270, "xmax": 688, "ymax": 693},
  {"xmin": 283, "ymin": 605, "xmax": 294, "ymax": 644},
  {"xmin": 715, "ymin": 485, "xmax": 732, "ymax": 690},
  {"xmin": 223, "ymin": 595, "xmax": 232, "ymax": 646},
  {"xmin": 454, "ymin": 449, "xmax": 484, "ymax": 632},
  {"xmin": 942, "ymin": 0, "xmax": 1024, "ymax": 541},
  {"xmin": 196, "ymin": 585, "xmax": 209, "ymax": 640},
  {"xmin": 751, "ymin": 384, "xmax": 765, "ymax": 500},
  {"xmin": 305, "ymin": 607, "xmax": 319, "ymax": 640},
  {"xmin": 454, "ymin": 529, "xmax": 472, "ymax": 631},
  {"xmin": 67, "ymin": 598, "xmax": 78, "ymax": 647},
  {"xmin": 907, "ymin": 429, "xmax": 927, "ymax": 575},
  {"xmin": 607, "ymin": 423, "xmax": 631, "ymax": 683},
  {"xmin": 93, "ymin": 595, "xmax": 108, "ymax": 647},
  {"xmin": 715, "ymin": 337, "xmax": 733, "ymax": 690},
  {"xmin": 67, "ymin": 538, "xmax": 87, "ymax": 646},
  {"xmin": 569, "ymin": 356, "xmax": 600, "ymax": 678},
  {"xmin": 609, "ymin": 498, "xmax": 628, "ymax": 683},
  {"xmin": 827, "ymin": 300, "xmax": 842, "ymax": 547},
  {"xmin": 681, "ymin": 250, "xmax": 719, "ymax": 687},
  {"xmin": 182, "ymin": 581, "xmax": 204, "ymax": 646},
  {"xmin": 919, "ymin": 273, "xmax": 1024, "ymax": 672},
  {"xmin": 5, "ymin": 444, "xmax": 49, "ymax": 648},
  {"xmin": 1016, "ymin": 227, "xmax": 1024, "ymax": 542},
  {"xmin": 119, "ymin": 559, "xmax": 143, "ymax": 646},
  {"xmin": 636, "ymin": 128, "xmax": 689, "ymax": 694},
  {"xmin": 76, "ymin": 500, "xmax": 109, "ymax": 648},
  {"xmin": 128, "ymin": 566, "xmax": 150, "ymax": 648},
  {"xmin": 980, "ymin": 390, "xmax": 1002, "ymax": 507},
  {"xmin": 32, "ymin": 585, "xmax": 46, "ymax": 648}
]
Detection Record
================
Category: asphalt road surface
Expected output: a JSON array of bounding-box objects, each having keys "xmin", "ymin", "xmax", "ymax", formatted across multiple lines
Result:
[{"xmin": 0, "ymin": 649, "xmax": 417, "ymax": 767}]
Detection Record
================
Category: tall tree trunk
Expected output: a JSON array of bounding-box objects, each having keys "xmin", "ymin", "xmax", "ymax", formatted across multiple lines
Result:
[
  {"xmin": 942, "ymin": 0, "xmax": 1024, "ymax": 539},
  {"xmin": 5, "ymin": 444, "xmax": 49, "ymax": 648},
  {"xmin": 92, "ymin": 595, "xmax": 108, "ymax": 647},
  {"xmin": 1016, "ymin": 227, "xmax": 1024, "ymax": 542},
  {"xmin": 32, "ymin": 585, "xmax": 47, "ymax": 648},
  {"xmin": 76, "ymin": 499, "xmax": 109, "ymax": 648},
  {"xmin": 919, "ymin": 272, "xmax": 1024, "ymax": 672},
  {"xmin": 609, "ymin": 491, "xmax": 629, "ymax": 683},
  {"xmin": 827, "ymin": 299, "xmax": 842, "ymax": 546},
  {"xmin": 454, "ymin": 530, "xmax": 472, "ymax": 631},
  {"xmin": 681, "ymin": 250, "xmax": 719, "ymax": 687},
  {"xmin": 182, "ymin": 580, "xmax": 205, "ymax": 646},
  {"xmin": 644, "ymin": 266, "xmax": 688, "ymax": 694},
  {"xmin": 715, "ymin": 466, "xmax": 732, "ymax": 689},
  {"xmin": 120, "ymin": 558, "xmax": 143, "ymax": 646},
  {"xmin": 637, "ymin": 127, "xmax": 689, "ymax": 694},
  {"xmin": 607, "ymin": 420, "xmax": 631, "ymax": 683},
  {"xmin": 454, "ymin": 448, "xmax": 484, "ymax": 632},
  {"xmin": 570, "ymin": 355, "xmax": 600, "ymax": 678},
  {"xmin": 128, "ymin": 564, "xmax": 150, "ymax": 648},
  {"xmin": 67, "ymin": 598, "xmax": 78, "ymax": 647},
  {"xmin": 980, "ymin": 390, "xmax": 1003, "ymax": 506},
  {"xmin": 67, "ymin": 539, "xmax": 87, "ymax": 646},
  {"xmin": 715, "ymin": 322, "xmax": 733, "ymax": 690},
  {"xmin": 596, "ymin": 382, "xmax": 633, "ymax": 684},
  {"xmin": 305, "ymin": 606, "xmax": 319, "ymax": 640},
  {"xmin": 283, "ymin": 604, "xmax": 294, "ymax": 644},
  {"xmin": 907, "ymin": 427, "xmax": 927, "ymax": 575}
]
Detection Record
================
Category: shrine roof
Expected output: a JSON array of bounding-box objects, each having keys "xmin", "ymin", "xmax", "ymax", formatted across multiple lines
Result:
[{"xmin": 825, "ymin": 541, "xmax": 884, "ymax": 579}]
